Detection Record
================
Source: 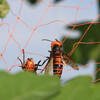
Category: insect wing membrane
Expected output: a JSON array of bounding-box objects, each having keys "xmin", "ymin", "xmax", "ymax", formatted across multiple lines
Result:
[
  {"xmin": 45, "ymin": 57, "xmax": 53, "ymax": 75},
  {"xmin": 62, "ymin": 52, "xmax": 79, "ymax": 70}
]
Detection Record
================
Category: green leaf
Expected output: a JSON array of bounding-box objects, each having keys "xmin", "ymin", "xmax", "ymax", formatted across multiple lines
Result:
[
  {"xmin": 95, "ymin": 57, "xmax": 100, "ymax": 83},
  {"xmin": 0, "ymin": 71, "xmax": 60, "ymax": 100},
  {"xmin": 27, "ymin": 0, "xmax": 64, "ymax": 5},
  {"xmin": 27, "ymin": 0, "xmax": 38, "ymax": 5},
  {"xmin": 49, "ymin": 76, "xmax": 100, "ymax": 100},
  {"xmin": 54, "ymin": 0, "xmax": 64, "ymax": 3},
  {"xmin": 89, "ymin": 44, "xmax": 100, "ymax": 60},
  {"xmin": 0, "ymin": 0, "xmax": 10, "ymax": 18},
  {"xmin": 0, "ymin": 0, "xmax": 4, "ymax": 4}
]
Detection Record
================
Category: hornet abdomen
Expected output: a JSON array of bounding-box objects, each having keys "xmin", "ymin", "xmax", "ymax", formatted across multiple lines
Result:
[{"xmin": 53, "ymin": 52, "xmax": 63, "ymax": 77}]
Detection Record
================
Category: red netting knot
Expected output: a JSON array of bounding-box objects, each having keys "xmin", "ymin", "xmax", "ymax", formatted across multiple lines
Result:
[
  {"xmin": 21, "ymin": 0, "xmax": 24, "ymax": 2},
  {"xmin": 1, "ymin": 54, "xmax": 3, "ymax": 57},
  {"xmin": 73, "ymin": 25, "xmax": 76, "ymax": 28},
  {"xmin": 10, "ymin": 34, "xmax": 12, "ymax": 37},
  {"xmin": 48, "ymin": 5, "xmax": 51, "ymax": 8},
  {"xmin": 17, "ymin": 17, "xmax": 20, "ymax": 20},
  {"xmin": 22, "ymin": 49, "xmax": 24, "ymax": 53},
  {"xmin": 33, "ymin": 28, "xmax": 36, "ymax": 31},
  {"xmin": 77, "ymin": 7, "xmax": 79, "ymax": 10}
]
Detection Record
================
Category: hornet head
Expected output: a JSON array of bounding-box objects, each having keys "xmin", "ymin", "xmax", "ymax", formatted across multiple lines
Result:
[{"xmin": 42, "ymin": 39, "xmax": 62, "ymax": 53}]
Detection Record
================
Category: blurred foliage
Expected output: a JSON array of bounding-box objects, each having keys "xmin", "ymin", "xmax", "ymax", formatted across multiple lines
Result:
[
  {"xmin": 49, "ymin": 76, "xmax": 100, "ymax": 100},
  {"xmin": 62, "ymin": 0, "xmax": 100, "ymax": 83},
  {"xmin": 99, "ymin": 0, "xmax": 100, "ymax": 11},
  {"xmin": 54, "ymin": 0, "xmax": 64, "ymax": 3},
  {"xmin": 0, "ymin": 71, "xmax": 60, "ymax": 100},
  {"xmin": 1, "ymin": 71, "xmax": 100, "ymax": 100},
  {"xmin": 27, "ymin": 0, "xmax": 63, "ymax": 5},
  {"xmin": 0, "ymin": 0, "xmax": 9, "ymax": 18},
  {"xmin": 27, "ymin": 0, "xmax": 38, "ymax": 5},
  {"xmin": 62, "ymin": 22, "xmax": 100, "ymax": 65}
]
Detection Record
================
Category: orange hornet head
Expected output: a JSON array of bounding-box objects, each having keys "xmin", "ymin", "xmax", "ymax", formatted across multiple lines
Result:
[
  {"xmin": 51, "ymin": 39, "xmax": 62, "ymax": 53},
  {"xmin": 42, "ymin": 39, "xmax": 62, "ymax": 53},
  {"xmin": 51, "ymin": 39, "xmax": 62, "ymax": 48}
]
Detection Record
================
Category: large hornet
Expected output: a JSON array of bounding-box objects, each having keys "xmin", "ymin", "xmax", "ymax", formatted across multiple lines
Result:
[
  {"xmin": 41, "ymin": 39, "xmax": 79, "ymax": 77},
  {"xmin": 17, "ymin": 49, "xmax": 47, "ymax": 73}
]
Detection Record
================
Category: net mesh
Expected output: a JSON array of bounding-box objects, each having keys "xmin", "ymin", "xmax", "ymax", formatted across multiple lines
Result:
[{"xmin": 0, "ymin": 0, "xmax": 100, "ymax": 83}]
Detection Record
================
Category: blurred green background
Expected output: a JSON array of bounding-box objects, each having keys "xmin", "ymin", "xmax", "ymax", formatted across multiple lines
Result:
[{"xmin": 0, "ymin": 71, "xmax": 100, "ymax": 100}]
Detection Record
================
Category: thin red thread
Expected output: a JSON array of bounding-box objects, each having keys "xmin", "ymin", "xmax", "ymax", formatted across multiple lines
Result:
[
  {"xmin": 75, "ymin": 0, "xmax": 82, "ymax": 25},
  {"xmin": 19, "ymin": 18, "xmax": 33, "ymax": 30},
  {"xmin": 61, "ymin": 62, "xmax": 100, "ymax": 74},
  {"xmin": 62, "ymin": 25, "xmax": 76, "ymax": 44},
  {"xmin": 25, "ymin": 51, "xmax": 46, "ymax": 58},
  {"xmin": 38, "ymin": 0, "xmax": 48, "ymax": 6},
  {"xmin": 69, "ymin": 15, "xmax": 100, "ymax": 56},
  {"xmin": 2, "ymin": 56, "xmax": 8, "ymax": 71},
  {"xmin": 19, "ymin": 0, "xmax": 24, "ymax": 17},
  {"xmin": 39, "ymin": 20, "xmax": 73, "ymax": 27},
  {"xmin": 50, "ymin": 0, "xmax": 98, "ymax": 10},
  {"xmin": 92, "ymin": 68, "xmax": 100, "ymax": 77},
  {"xmin": 71, "ymin": 41, "xmax": 100, "ymax": 54},
  {"xmin": 93, "ymin": 79, "xmax": 100, "ymax": 83}
]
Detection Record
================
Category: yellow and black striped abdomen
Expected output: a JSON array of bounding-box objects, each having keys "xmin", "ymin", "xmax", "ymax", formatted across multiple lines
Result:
[{"xmin": 53, "ymin": 54, "xmax": 63, "ymax": 77}]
